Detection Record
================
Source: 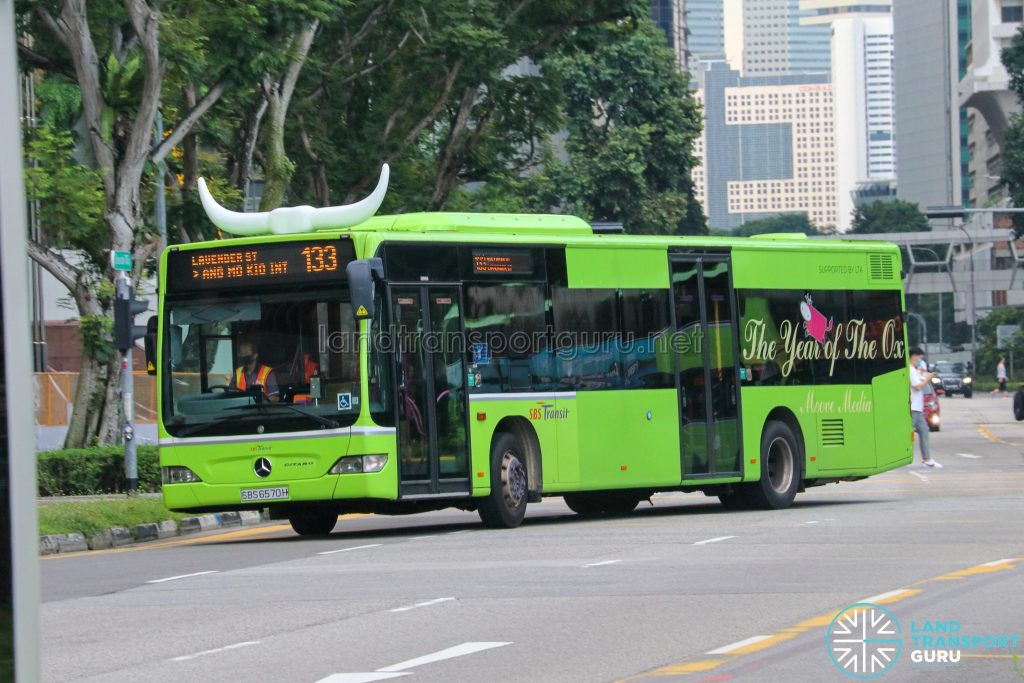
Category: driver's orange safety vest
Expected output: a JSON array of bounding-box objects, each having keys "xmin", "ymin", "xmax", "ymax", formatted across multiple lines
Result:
[{"xmin": 235, "ymin": 365, "xmax": 273, "ymax": 394}]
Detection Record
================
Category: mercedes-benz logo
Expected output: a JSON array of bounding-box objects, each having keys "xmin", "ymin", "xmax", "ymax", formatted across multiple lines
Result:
[{"xmin": 253, "ymin": 457, "xmax": 272, "ymax": 478}]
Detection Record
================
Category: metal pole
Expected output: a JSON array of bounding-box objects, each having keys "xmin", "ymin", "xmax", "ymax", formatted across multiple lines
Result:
[
  {"xmin": 938, "ymin": 291, "xmax": 943, "ymax": 352},
  {"xmin": 116, "ymin": 274, "xmax": 138, "ymax": 492},
  {"xmin": 0, "ymin": 0, "xmax": 42, "ymax": 676},
  {"xmin": 956, "ymin": 223, "xmax": 977, "ymax": 372}
]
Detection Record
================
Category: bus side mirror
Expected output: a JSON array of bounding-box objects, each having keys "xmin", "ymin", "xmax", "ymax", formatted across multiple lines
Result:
[
  {"xmin": 144, "ymin": 316, "xmax": 158, "ymax": 375},
  {"xmin": 347, "ymin": 258, "xmax": 384, "ymax": 320}
]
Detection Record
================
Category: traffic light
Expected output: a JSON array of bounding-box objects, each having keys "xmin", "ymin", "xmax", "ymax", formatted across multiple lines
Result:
[{"xmin": 114, "ymin": 285, "xmax": 148, "ymax": 352}]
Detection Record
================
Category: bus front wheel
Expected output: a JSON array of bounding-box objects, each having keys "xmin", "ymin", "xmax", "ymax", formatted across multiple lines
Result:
[
  {"xmin": 288, "ymin": 509, "xmax": 339, "ymax": 536},
  {"xmin": 745, "ymin": 420, "xmax": 802, "ymax": 510},
  {"xmin": 478, "ymin": 432, "xmax": 528, "ymax": 529}
]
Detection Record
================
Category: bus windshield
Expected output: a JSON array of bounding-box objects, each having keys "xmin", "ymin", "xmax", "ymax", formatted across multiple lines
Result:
[{"xmin": 163, "ymin": 288, "xmax": 360, "ymax": 437}]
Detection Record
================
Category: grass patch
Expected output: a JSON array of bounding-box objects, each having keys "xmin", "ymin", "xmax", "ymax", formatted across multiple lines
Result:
[{"xmin": 37, "ymin": 497, "xmax": 188, "ymax": 537}]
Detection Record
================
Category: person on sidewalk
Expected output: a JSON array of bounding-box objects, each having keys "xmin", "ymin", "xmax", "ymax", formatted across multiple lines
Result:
[
  {"xmin": 993, "ymin": 357, "xmax": 1008, "ymax": 397},
  {"xmin": 909, "ymin": 347, "xmax": 942, "ymax": 469}
]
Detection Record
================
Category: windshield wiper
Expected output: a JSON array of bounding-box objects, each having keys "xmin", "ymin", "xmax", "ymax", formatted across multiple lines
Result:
[
  {"xmin": 175, "ymin": 416, "xmax": 237, "ymax": 438},
  {"xmin": 227, "ymin": 402, "xmax": 340, "ymax": 429}
]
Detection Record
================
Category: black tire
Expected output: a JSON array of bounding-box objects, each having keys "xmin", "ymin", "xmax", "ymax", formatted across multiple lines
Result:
[
  {"xmin": 600, "ymin": 494, "xmax": 641, "ymax": 516},
  {"xmin": 288, "ymin": 509, "xmax": 338, "ymax": 536},
  {"xmin": 745, "ymin": 420, "xmax": 802, "ymax": 510},
  {"xmin": 478, "ymin": 432, "xmax": 528, "ymax": 528},
  {"xmin": 964, "ymin": 389, "xmax": 973, "ymax": 398}
]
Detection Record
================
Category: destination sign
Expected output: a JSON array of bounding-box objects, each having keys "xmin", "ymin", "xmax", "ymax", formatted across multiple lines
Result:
[
  {"xmin": 167, "ymin": 239, "xmax": 354, "ymax": 293},
  {"xmin": 471, "ymin": 248, "xmax": 535, "ymax": 275}
]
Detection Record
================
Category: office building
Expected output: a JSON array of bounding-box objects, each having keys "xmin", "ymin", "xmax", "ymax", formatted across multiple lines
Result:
[
  {"xmin": 694, "ymin": 62, "xmax": 836, "ymax": 230},
  {"xmin": 742, "ymin": 0, "xmax": 830, "ymax": 76}
]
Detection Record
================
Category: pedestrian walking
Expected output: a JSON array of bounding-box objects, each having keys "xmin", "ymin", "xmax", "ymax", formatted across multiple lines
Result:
[
  {"xmin": 909, "ymin": 347, "xmax": 942, "ymax": 468},
  {"xmin": 993, "ymin": 356, "xmax": 1008, "ymax": 397}
]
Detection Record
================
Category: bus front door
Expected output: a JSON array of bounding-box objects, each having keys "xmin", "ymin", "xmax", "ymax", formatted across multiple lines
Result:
[
  {"xmin": 671, "ymin": 255, "xmax": 742, "ymax": 479},
  {"xmin": 391, "ymin": 286, "xmax": 470, "ymax": 497}
]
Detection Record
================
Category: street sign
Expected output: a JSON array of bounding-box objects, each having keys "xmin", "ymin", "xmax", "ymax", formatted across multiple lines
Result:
[
  {"xmin": 997, "ymin": 325, "xmax": 1021, "ymax": 348},
  {"xmin": 110, "ymin": 250, "xmax": 132, "ymax": 271}
]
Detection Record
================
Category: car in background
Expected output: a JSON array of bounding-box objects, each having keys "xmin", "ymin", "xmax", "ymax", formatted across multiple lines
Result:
[
  {"xmin": 923, "ymin": 383, "xmax": 941, "ymax": 432},
  {"xmin": 931, "ymin": 360, "xmax": 973, "ymax": 398}
]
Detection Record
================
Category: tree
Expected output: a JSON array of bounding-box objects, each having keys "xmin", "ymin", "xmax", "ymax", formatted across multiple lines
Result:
[
  {"xmin": 976, "ymin": 306, "xmax": 1024, "ymax": 382},
  {"xmin": 849, "ymin": 199, "xmax": 931, "ymax": 234},
  {"xmin": 1001, "ymin": 27, "xmax": 1024, "ymax": 223},
  {"xmin": 515, "ymin": 19, "xmax": 704, "ymax": 234},
  {"xmin": 18, "ymin": 0, "xmax": 245, "ymax": 446},
  {"xmin": 733, "ymin": 213, "xmax": 818, "ymax": 237}
]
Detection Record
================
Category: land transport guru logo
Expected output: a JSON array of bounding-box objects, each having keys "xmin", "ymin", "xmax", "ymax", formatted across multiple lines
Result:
[
  {"xmin": 826, "ymin": 602, "xmax": 1021, "ymax": 677},
  {"xmin": 826, "ymin": 603, "xmax": 902, "ymax": 678}
]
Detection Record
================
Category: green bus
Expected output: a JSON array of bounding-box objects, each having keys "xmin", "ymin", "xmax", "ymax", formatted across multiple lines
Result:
[{"xmin": 154, "ymin": 171, "xmax": 911, "ymax": 534}]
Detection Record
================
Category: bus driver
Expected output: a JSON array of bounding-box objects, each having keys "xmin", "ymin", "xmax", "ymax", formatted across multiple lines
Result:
[{"xmin": 229, "ymin": 339, "xmax": 280, "ymax": 401}]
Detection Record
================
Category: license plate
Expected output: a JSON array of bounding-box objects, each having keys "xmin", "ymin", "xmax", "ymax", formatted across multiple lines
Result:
[{"xmin": 241, "ymin": 486, "xmax": 289, "ymax": 502}]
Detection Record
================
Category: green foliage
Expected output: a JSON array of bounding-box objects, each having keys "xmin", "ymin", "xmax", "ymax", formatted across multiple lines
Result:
[
  {"xmin": 38, "ymin": 498, "xmax": 188, "ymax": 538},
  {"xmin": 976, "ymin": 307, "xmax": 1024, "ymax": 382},
  {"xmin": 36, "ymin": 446, "xmax": 161, "ymax": 496},
  {"xmin": 997, "ymin": 27, "xmax": 1024, "ymax": 221},
  {"xmin": 529, "ymin": 20, "xmax": 705, "ymax": 234},
  {"xmin": 733, "ymin": 213, "xmax": 818, "ymax": 237},
  {"xmin": 849, "ymin": 199, "xmax": 931, "ymax": 234},
  {"xmin": 22, "ymin": 124, "xmax": 108, "ymax": 269}
]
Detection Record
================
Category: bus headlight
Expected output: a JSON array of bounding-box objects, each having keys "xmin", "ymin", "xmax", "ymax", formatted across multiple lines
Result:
[
  {"xmin": 329, "ymin": 454, "xmax": 388, "ymax": 474},
  {"xmin": 161, "ymin": 466, "xmax": 202, "ymax": 484}
]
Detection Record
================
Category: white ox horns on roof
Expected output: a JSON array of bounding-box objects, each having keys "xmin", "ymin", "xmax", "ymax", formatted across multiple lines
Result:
[{"xmin": 197, "ymin": 164, "xmax": 390, "ymax": 236}]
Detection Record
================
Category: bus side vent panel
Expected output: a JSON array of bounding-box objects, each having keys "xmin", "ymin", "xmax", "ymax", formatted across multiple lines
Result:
[
  {"xmin": 820, "ymin": 418, "xmax": 845, "ymax": 447},
  {"xmin": 868, "ymin": 254, "xmax": 894, "ymax": 281}
]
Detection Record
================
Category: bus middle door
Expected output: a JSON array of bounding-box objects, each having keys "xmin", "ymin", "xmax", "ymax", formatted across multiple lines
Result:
[{"xmin": 391, "ymin": 285, "xmax": 470, "ymax": 498}]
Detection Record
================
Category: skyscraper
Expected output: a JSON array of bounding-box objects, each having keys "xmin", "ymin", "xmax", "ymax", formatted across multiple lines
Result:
[
  {"xmin": 893, "ymin": 0, "xmax": 960, "ymax": 212},
  {"xmin": 742, "ymin": 0, "xmax": 830, "ymax": 76},
  {"xmin": 688, "ymin": 0, "xmax": 727, "ymax": 66},
  {"xmin": 650, "ymin": 0, "xmax": 690, "ymax": 70},
  {"xmin": 802, "ymin": 1, "xmax": 895, "ymax": 230},
  {"xmin": 695, "ymin": 62, "xmax": 836, "ymax": 229}
]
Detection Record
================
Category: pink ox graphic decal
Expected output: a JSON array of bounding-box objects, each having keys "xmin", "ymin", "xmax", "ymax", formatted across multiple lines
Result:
[{"xmin": 800, "ymin": 294, "xmax": 833, "ymax": 344}]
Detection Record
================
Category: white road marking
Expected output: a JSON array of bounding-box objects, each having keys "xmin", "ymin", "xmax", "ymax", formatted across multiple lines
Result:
[
  {"xmin": 317, "ymin": 544, "xmax": 382, "ymax": 556},
  {"xmin": 957, "ymin": 453, "xmax": 982, "ymax": 459},
  {"xmin": 147, "ymin": 570, "xmax": 218, "ymax": 584},
  {"xmin": 583, "ymin": 559, "xmax": 621, "ymax": 568},
  {"xmin": 376, "ymin": 642, "xmax": 513, "ymax": 672},
  {"xmin": 706, "ymin": 635, "xmax": 772, "ymax": 654},
  {"xmin": 909, "ymin": 471, "xmax": 929, "ymax": 482},
  {"xmin": 389, "ymin": 597, "xmax": 455, "ymax": 613},
  {"xmin": 693, "ymin": 536, "xmax": 736, "ymax": 545},
  {"xmin": 316, "ymin": 673, "xmax": 410, "ymax": 683},
  {"xmin": 802, "ymin": 520, "xmax": 821, "ymax": 525},
  {"xmin": 979, "ymin": 558, "xmax": 1016, "ymax": 567},
  {"xmin": 860, "ymin": 588, "xmax": 914, "ymax": 603},
  {"xmin": 410, "ymin": 535, "xmax": 437, "ymax": 540},
  {"xmin": 172, "ymin": 640, "xmax": 259, "ymax": 661},
  {"xmin": 447, "ymin": 529, "xmax": 471, "ymax": 535}
]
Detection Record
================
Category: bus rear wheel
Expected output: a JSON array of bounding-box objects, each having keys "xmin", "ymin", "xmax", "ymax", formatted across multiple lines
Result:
[
  {"xmin": 478, "ymin": 432, "xmax": 528, "ymax": 529},
  {"xmin": 288, "ymin": 509, "xmax": 339, "ymax": 536},
  {"xmin": 745, "ymin": 420, "xmax": 802, "ymax": 510}
]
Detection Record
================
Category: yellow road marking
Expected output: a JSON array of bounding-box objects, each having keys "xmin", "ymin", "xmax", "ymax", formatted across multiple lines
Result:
[
  {"xmin": 976, "ymin": 424, "xmax": 1022, "ymax": 447},
  {"xmin": 42, "ymin": 513, "xmax": 371, "ymax": 560},
  {"xmin": 641, "ymin": 659, "xmax": 727, "ymax": 676},
  {"xmin": 923, "ymin": 558, "xmax": 1019, "ymax": 582},
  {"xmin": 623, "ymin": 558, "xmax": 1022, "ymax": 680}
]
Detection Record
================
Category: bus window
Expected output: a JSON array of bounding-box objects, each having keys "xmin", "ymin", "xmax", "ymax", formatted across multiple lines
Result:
[{"xmin": 465, "ymin": 284, "xmax": 550, "ymax": 393}]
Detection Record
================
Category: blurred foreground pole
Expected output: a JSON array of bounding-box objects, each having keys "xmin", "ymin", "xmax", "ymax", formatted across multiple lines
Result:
[{"xmin": 0, "ymin": 0, "xmax": 42, "ymax": 679}]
